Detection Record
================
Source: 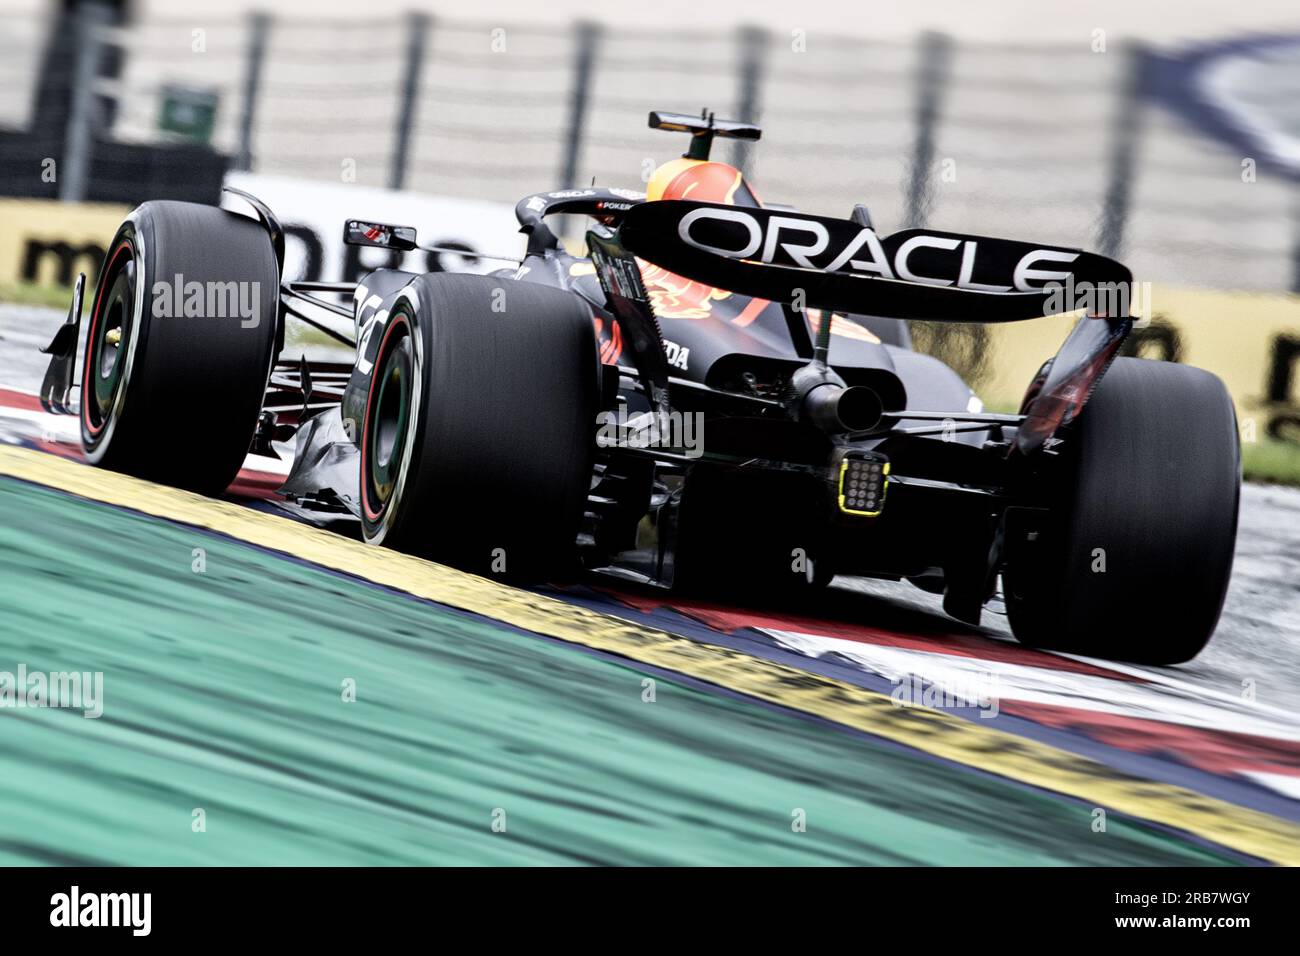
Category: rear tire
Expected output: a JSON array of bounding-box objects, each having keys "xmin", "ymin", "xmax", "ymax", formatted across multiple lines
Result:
[
  {"xmin": 1005, "ymin": 357, "xmax": 1240, "ymax": 664},
  {"xmin": 80, "ymin": 201, "xmax": 279, "ymax": 494},
  {"xmin": 358, "ymin": 273, "xmax": 597, "ymax": 581}
]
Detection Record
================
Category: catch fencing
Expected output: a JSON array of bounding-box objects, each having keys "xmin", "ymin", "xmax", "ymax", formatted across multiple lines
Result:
[{"xmin": 1, "ymin": 4, "xmax": 1297, "ymax": 293}]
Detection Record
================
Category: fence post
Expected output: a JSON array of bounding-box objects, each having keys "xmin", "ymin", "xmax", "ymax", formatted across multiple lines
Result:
[
  {"xmin": 390, "ymin": 12, "xmax": 430, "ymax": 191},
  {"xmin": 1096, "ymin": 43, "xmax": 1149, "ymax": 259},
  {"xmin": 60, "ymin": 2, "xmax": 113, "ymax": 202},
  {"xmin": 235, "ymin": 12, "xmax": 271, "ymax": 173},
  {"xmin": 730, "ymin": 25, "xmax": 768, "ymax": 177},
  {"xmin": 903, "ymin": 31, "xmax": 951, "ymax": 229},
  {"xmin": 559, "ymin": 21, "xmax": 600, "ymax": 189}
]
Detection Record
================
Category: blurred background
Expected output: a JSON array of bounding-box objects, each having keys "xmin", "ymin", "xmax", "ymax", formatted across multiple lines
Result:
[{"xmin": 1, "ymin": 0, "xmax": 1299, "ymax": 475}]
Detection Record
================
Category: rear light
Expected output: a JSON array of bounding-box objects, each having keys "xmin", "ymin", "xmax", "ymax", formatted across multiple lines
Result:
[{"xmin": 837, "ymin": 453, "xmax": 890, "ymax": 516}]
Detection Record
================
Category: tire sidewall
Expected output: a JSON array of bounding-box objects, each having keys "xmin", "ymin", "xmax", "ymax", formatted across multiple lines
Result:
[
  {"xmin": 360, "ymin": 286, "xmax": 426, "ymax": 545},
  {"xmin": 81, "ymin": 214, "xmax": 148, "ymax": 463}
]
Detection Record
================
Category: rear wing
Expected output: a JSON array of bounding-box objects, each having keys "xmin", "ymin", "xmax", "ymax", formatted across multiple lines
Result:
[{"xmin": 617, "ymin": 200, "xmax": 1134, "ymax": 323}]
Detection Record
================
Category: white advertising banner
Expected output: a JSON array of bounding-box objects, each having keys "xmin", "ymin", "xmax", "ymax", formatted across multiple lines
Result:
[{"xmin": 220, "ymin": 172, "xmax": 524, "ymax": 284}]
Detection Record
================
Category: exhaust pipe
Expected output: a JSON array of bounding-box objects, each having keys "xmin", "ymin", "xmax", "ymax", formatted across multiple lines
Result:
[
  {"xmin": 803, "ymin": 383, "xmax": 885, "ymax": 434},
  {"xmin": 788, "ymin": 336, "xmax": 893, "ymax": 435}
]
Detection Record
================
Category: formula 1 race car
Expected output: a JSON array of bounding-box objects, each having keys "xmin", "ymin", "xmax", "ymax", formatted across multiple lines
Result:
[{"xmin": 39, "ymin": 110, "xmax": 1241, "ymax": 664}]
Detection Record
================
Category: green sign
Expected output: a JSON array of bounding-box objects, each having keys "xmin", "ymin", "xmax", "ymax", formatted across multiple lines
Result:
[{"xmin": 158, "ymin": 85, "xmax": 218, "ymax": 144}]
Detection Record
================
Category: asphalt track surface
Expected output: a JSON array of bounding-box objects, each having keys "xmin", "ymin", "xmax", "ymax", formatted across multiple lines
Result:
[{"xmin": 2, "ymin": 302, "xmax": 1299, "ymax": 865}]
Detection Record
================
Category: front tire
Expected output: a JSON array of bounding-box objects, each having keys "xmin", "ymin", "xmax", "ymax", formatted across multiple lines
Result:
[
  {"xmin": 81, "ymin": 201, "xmax": 279, "ymax": 494},
  {"xmin": 1005, "ymin": 357, "xmax": 1240, "ymax": 664}
]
